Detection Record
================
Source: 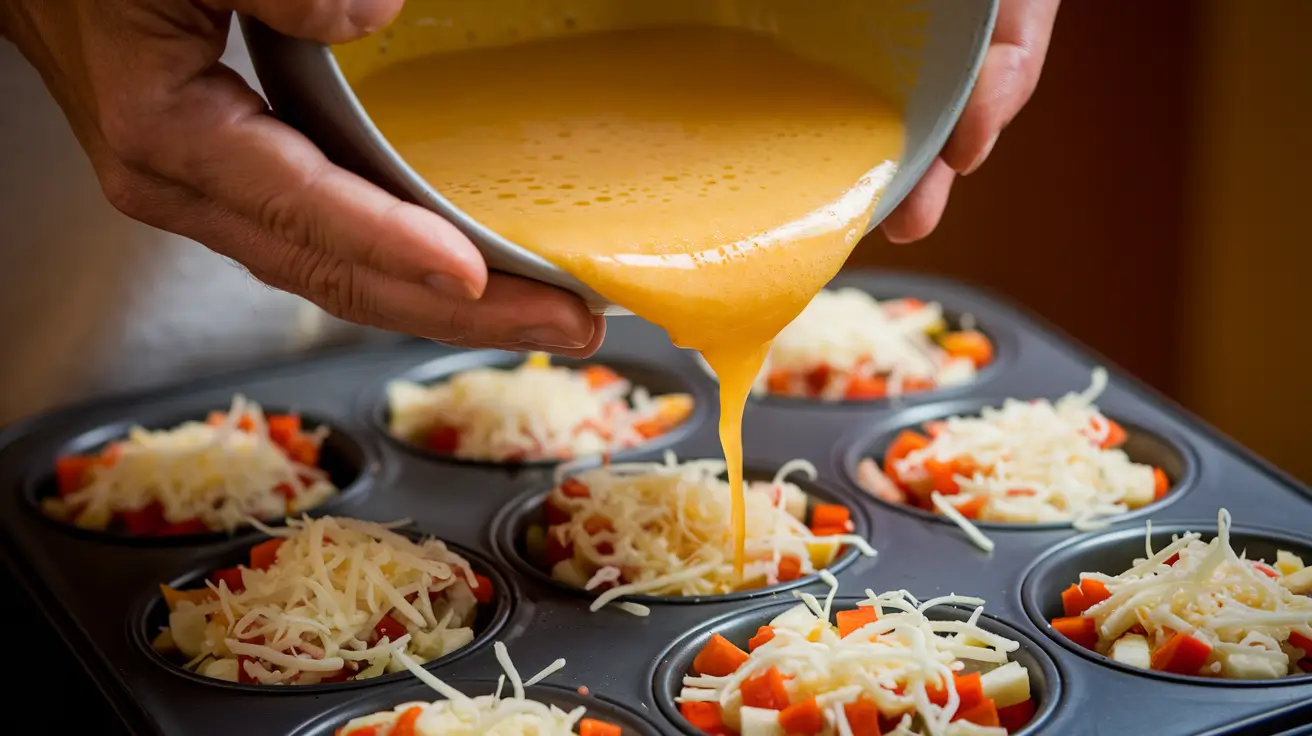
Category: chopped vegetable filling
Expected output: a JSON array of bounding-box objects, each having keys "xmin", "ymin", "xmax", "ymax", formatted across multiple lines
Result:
[
  {"xmin": 335, "ymin": 641, "xmax": 621, "ymax": 735},
  {"xmin": 679, "ymin": 580, "xmax": 1037, "ymax": 736},
  {"xmin": 856, "ymin": 369, "xmax": 1169, "ymax": 544},
  {"xmin": 42, "ymin": 395, "xmax": 336, "ymax": 535},
  {"xmin": 152, "ymin": 515, "xmax": 487, "ymax": 685},
  {"xmin": 747, "ymin": 289, "xmax": 988, "ymax": 401},
  {"xmin": 528, "ymin": 452, "xmax": 875, "ymax": 613},
  {"xmin": 1050, "ymin": 509, "xmax": 1312, "ymax": 679},
  {"xmin": 387, "ymin": 353, "xmax": 693, "ymax": 462}
]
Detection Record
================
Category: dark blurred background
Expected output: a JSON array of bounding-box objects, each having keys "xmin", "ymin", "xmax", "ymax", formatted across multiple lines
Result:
[{"xmin": 850, "ymin": 0, "xmax": 1312, "ymax": 484}]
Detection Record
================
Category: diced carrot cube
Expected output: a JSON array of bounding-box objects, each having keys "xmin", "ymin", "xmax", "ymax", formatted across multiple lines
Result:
[
  {"xmin": 160, "ymin": 584, "xmax": 217, "ymax": 610},
  {"xmin": 954, "ymin": 697, "xmax": 1000, "ymax": 728},
  {"xmin": 928, "ymin": 671, "xmax": 984, "ymax": 711},
  {"xmin": 741, "ymin": 665, "xmax": 790, "ymax": 710},
  {"xmin": 250, "ymin": 538, "xmax": 285, "ymax": 570},
  {"xmin": 680, "ymin": 701, "xmax": 730, "ymax": 735},
  {"xmin": 902, "ymin": 376, "xmax": 937, "ymax": 392},
  {"xmin": 748, "ymin": 626, "xmax": 776, "ymax": 651},
  {"xmin": 267, "ymin": 414, "xmax": 301, "ymax": 448},
  {"xmin": 391, "ymin": 706, "xmax": 422, "ymax": 736},
  {"xmin": 55, "ymin": 455, "xmax": 99, "ymax": 496},
  {"xmin": 582, "ymin": 365, "xmax": 621, "ymax": 388},
  {"xmin": 883, "ymin": 430, "xmax": 930, "ymax": 482},
  {"xmin": 1079, "ymin": 578, "xmax": 1112, "ymax": 607},
  {"xmin": 809, "ymin": 525, "xmax": 847, "ymax": 537},
  {"xmin": 924, "ymin": 458, "xmax": 960, "ymax": 495},
  {"xmin": 836, "ymin": 606, "xmax": 879, "ymax": 638},
  {"xmin": 1061, "ymin": 583, "xmax": 1091, "ymax": 617},
  {"xmin": 579, "ymin": 719, "xmax": 622, "ymax": 736},
  {"xmin": 810, "ymin": 504, "xmax": 850, "ymax": 530},
  {"xmin": 777, "ymin": 555, "xmax": 803, "ymax": 582},
  {"xmin": 767, "ymin": 370, "xmax": 794, "ymax": 394},
  {"xmin": 951, "ymin": 495, "xmax": 989, "ymax": 520},
  {"xmin": 1152, "ymin": 467, "xmax": 1170, "ymax": 500},
  {"xmin": 1150, "ymin": 632, "xmax": 1212, "ymax": 675},
  {"xmin": 560, "ymin": 477, "xmax": 591, "ymax": 498},
  {"xmin": 940, "ymin": 330, "xmax": 994, "ymax": 369},
  {"xmin": 845, "ymin": 375, "xmax": 888, "ymax": 400},
  {"xmin": 1097, "ymin": 418, "xmax": 1127, "ymax": 449},
  {"xmin": 925, "ymin": 421, "xmax": 949, "ymax": 438},
  {"xmin": 469, "ymin": 573, "xmax": 495, "ymax": 605},
  {"xmin": 842, "ymin": 698, "xmax": 883, "ymax": 736},
  {"xmin": 285, "ymin": 435, "xmax": 319, "ymax": 466},
  {"xmin": 998, "ymin": 699, "xmax": 1037, "ymax": 732},
  {"xmin": 692, "ymin": 634, "xmax": 749, "ymax": 677},
  {"xmin": 583, "ymin": 515, "xmax": 613, "ymax": 535},
  {"xmin": 778, "ymin": 696, "xmax": 824, "ymax": 734},
  {"xmin": 1050, "ymin": 616, "xmax": 1099, "ymax": 650}
]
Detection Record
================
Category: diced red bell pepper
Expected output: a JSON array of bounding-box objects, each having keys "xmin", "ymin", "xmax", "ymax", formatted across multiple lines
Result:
[
  {"xmin": 267, "ymin": 414, "xmax": 301, "ymax": 449},
  {"xmin": 119, "ymin": 502, "xmax": 167, "ymax": 535},
  {"xmin": 161, "ymin": 518, "xmax": 210, "ymax": 536},
  {"xmin": 998, "ymin": 699, "xmax": 1037, "ymax": 732},
  {"xmin": 250, "ymin": 538, "xmax": 285, "ymax": 570},
  {"xmin": 469, "ymin": 573, "xmax": 495, "ymax": 605},
  {"xmin": 425, "ymin": 425, "xmax": 460, "ymax": 454},
  {"xmin": 210, "ymin": 566, "xmax": 246, "ymax": 592},
  {"xmin": 373, "ymin": 613, "xmax": 408, "ymax": 642}
]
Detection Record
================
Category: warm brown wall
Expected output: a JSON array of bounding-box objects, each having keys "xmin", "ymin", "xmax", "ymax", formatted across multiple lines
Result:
[
  {"xmin": 1182, "ymin": 0, "xmax": 1312, "ymax": 483},
  {"xmin": 846, "ymin": 0, "xmax": 1199, "ymax": 398}
]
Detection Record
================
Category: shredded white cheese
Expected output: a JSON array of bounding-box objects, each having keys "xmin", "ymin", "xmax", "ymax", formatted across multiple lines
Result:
[
  {"xmin": 154, "ymin": 515, "xmax": 483, "ymax": 685},
  {"xmin": 42, "ymin": 395, "xmax": 336, "ymax": 533},
  {"xmin": 864, "ymin": 369, "xmax": 1162, "ymax": 525},
  {"xmin": 338, "ymin": 642, "xmax": 591, "ymax": 735},
  {"xmin": 387, "ymin": 353, "xmax": 692, "ymax": 462},
  {"xmin": 679, "ymin": 579, "xmax": 1027, "ymax": 736},
  {"xmin": 535, "ymin": 451, "xmax": 875, "ymax": 612},
  {"xmin": 1071, "ymin": 509, "xmax": 1312, "ymax": 679},
  {"xmin": 751, "ymin": 288, "xmax": 977, "ymax": 400},
  {"xmin": 931, "ymin": 492, "xmax": 995, "ymax": 553}
]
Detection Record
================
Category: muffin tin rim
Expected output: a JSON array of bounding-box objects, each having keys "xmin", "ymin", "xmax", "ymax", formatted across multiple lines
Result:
[
  {"xmin": 487, "ymin": 456, "xmax": 877, "ymax": 606},
  {"xmin": 126, "ymin": 529, "xmax": 517, "ymax": 695},
  {"xmin": 1018, "ymin": 519, "xmax": 1312, "ymax": 688},
  {"xmin": 363, "ymin": 348, "xmax": 716, "ymax": 468},
  {"xmin": 17, "ymin": 405, "xmax": 383, "ymax": 548},
  {"xmin": 648, "ymin": 594, "xmax": 1066, "ymax": 736},
  {"xmin": 831, "ymin": 393, "xmax": 1201, "ymax": 532}
]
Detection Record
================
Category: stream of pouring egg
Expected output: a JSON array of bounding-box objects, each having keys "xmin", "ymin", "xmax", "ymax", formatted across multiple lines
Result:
[{"xmin": 354, "ymin": 25, "xmax": 903, "ymax": 578}]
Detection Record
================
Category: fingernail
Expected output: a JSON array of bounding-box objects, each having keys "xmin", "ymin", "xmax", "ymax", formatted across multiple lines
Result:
[
  {"xmin": 426, "ymin": 273, "xmax": 472, "ymax": 299},
  {"xmin": 347, "ymin": 0, "xmax": 393, "ymax": 32},
  {"xmin": 521, "ymin": 326, "xmax": 589, "ymax": 349},
  {"xmin": 963, "ymin": 133, "xmax": 999, "ymax": 176}
]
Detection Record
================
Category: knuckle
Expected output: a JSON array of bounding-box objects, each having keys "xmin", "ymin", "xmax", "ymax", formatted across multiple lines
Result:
[
  {"xmin": 258, "ymin": 180, "xmax": 322, "ymax": 252},
  {"xmin": 98, "ymin": 164, "xmax": 151, "ymax": 221}
]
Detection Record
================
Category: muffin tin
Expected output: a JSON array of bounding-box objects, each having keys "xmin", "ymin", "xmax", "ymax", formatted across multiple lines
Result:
[{"xmin": 0, "ymin": 269, "xmax": 1309, "ymax": 736}]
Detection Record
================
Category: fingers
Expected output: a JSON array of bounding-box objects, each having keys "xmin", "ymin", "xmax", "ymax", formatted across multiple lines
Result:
[
  {"xmin": 203, "ymin": 0, "xmax": 403, "ymax": 43},
  {"xmin": 131, "ymin": 67, "xmax": 487, "ymax": 300},
  {"xmin": 880, "ymin": 158, "xmax": 956, "ymax": 244},
  {"xmin": 940, "ymin": 0, "xmax": 1061, "ymax": 175}
]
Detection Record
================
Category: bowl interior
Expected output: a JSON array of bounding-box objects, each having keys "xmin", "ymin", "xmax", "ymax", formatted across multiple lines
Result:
[{"xmin": 315, "ymin": 0, "xmax": 996, "ymax": 306}]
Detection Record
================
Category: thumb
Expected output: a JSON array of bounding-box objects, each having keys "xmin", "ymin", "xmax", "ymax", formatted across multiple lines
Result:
[{"xmin": 204, "ymin": 0, "xmax": 404, "ymax": 44}]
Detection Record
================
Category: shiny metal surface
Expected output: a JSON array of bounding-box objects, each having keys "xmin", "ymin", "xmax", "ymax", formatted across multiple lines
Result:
[{"xmin": 242, "ymin": 1, "xmax": 997, "ymax": 314}]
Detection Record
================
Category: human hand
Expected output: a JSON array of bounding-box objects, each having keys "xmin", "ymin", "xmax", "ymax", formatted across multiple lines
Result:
[
  {"xmin": 0, "ymin": 0, "xmax": 604, "ymax": 355},
  {"xmin": 880, "ymin": 0, "xmax": 1061, "ymax": 243}
]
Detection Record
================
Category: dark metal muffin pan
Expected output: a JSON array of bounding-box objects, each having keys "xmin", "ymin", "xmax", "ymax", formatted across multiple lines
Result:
[{"xmin": 1, "ymin": 269, "xmax": 1309, "ymax": 736}]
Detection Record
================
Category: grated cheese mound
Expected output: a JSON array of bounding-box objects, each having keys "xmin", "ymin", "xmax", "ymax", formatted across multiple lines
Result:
[
  {"xmin": 387, "ymin": 353, "xmax": 693, "ymax": 462},
  {"xmin": 860, "ymin": 368, "xmax": 1159, "ymax": 526},
  {"xmin": 679, "ymin": 580, "xmax": 1031, "ymax": 736},
  {"xmin": 1072, "ymin": 508, "xmax": 1312, "ymax": 679},
  {"xmin": 752, "ymin": 288, "xmax": 977, "ymax": 400},
  {"xmin": 153, "ymin": 515, "xmax": 484, "ymax": 685},
  {"xmin": 336, "ymin": 642, "xmax": 597, "ymax": 735},
  {"xmin": 42, "ymin": 395, "xmax": 336, "ymax": 532},
  {"xmin": 533, "ymin": 452, "xmax": 875, "ymax": 611}
]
